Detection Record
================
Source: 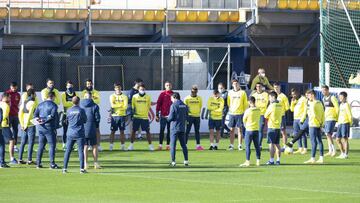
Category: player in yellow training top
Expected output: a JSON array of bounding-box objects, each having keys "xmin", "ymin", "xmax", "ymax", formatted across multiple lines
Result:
[
  {"xmin": 41, "ymin": 78, "xmax": 61, "ymax": 105},
  {"xmin": 250, "ymin": 83, "xmax": 269, "ymax": 149},
  {"xmin": 184, "ymin": 85, "xmax": 204, "ymax": 150},
  {"xmin": 240, "ymin": 96, "xmax": 261, "ymax": 167},
  {"xmin": 336, "ymin": 91, "xmax": 352, "ymax": 159},
  {"xmin": 290, "ymin": 88, "xmax": 308, "ymax": 154},
  {"xmin": 227, "ymin": 79, "xmax": 248, "ymax": 151},
  {"xmin": 321, "ymin": 85, "xmax": 339, "ymax": 157},
  {"xmin": 130, "ymin": 84, "xmax": 154, "ymax": 151},
  {"xmin": 207, "ymin": 90, "xmax": 224, "ymax": 150},
  {"xmin": 304, "ymin": 89, "xmax": 325, "ymax": 164},
  {"xmin": 273, "ymin": 82, "xmax": 290, "ymax": 150},
  {"xmin": 264, "ymin": 91, "xmax": 284, "ymax": 165},
  {"xmin": 109, "ymin": 82, "xmax": 128, "ymax": 151}
]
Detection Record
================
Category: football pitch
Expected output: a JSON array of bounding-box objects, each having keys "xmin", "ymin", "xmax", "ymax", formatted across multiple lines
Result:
[{"xmin": 1, "ymin": 138, "xmax": 360, "ymax": 203}]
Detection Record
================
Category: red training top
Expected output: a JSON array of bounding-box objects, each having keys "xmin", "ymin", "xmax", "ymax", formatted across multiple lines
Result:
[
  {"xmin": 5, "ymin": 89, "xmax": 21, "ymax": 117},
  {"xmin": 156, "ymin": 90, "xmax": 173, "ymax": 117}
]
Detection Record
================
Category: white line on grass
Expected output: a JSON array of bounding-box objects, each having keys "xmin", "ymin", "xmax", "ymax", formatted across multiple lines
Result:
[{"xmin": 97, "ymin": 172, "xmax": 360, "ymax": 197}]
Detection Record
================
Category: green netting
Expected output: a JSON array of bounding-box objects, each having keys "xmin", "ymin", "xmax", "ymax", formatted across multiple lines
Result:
[{"xmin": 320, "ymin": 0, "xmax": 360, "ymax": 88}]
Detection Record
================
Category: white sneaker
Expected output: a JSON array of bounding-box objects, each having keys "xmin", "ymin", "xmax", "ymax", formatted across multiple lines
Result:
[
  {"xmin": 14, "ymin": 146, "xmax": 19, "ymax": 153},
  {"xmin": 256, "ymin": 159, "xmax": 260, "ymax": 166},
  {"xmin": 184, "ymin": 160, "xmax": 189, "ymax": 167},
  {"xmin": 239, "ymin": 161, "xmax": 250, "ymax": 167},
  {"xmin": 170, "ymin": 162, "xmax": 176, "ymax": 167},
  {"xmin": 336, "ymin": 154, "xmax": 346, "ymax": 159},
  {"xmin": 97, "ymin": 146, "xmax": 103, "ymax": 152},
  {"xmin": 127, "ymin": 144, "xmax": 134, "ymax": 151},
  {"xmin": 149, "ymin": 145, "xmax": 154, "ymax": 151},
  {"xmin": 88, "ymin": 146, "xmax": 92, "ymax": 151},
  {"xmin": 316, "ymin": 159, "xmax": 324, "ymax": 164},
  {"xmin": 238, "ymin": 145, "xmax": 243, "ymax": 151},
  {"xmin": 120, "ymin": 145, "xmax": 126, "ymax": 151},
  {"xmin": 304, "ymin": 158, "xmax": 316, "ymax": 164},
  {"xmin": 109, "ymin": 144, "xmax": 114, "ymax": 151}
]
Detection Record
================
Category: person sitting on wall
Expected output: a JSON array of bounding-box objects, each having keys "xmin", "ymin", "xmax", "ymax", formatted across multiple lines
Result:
[
  {"xmin": 349, "ymin": 70, "xmax": 360, "ymax": 88},
  {"xmin": 250, "ymin": 68, "xmax": 274, "ymax": 91}
]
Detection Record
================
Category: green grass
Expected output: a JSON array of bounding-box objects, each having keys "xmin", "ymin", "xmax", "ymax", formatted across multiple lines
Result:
[{"xmin": 1, "ymin": 137, "xmax": 360, "ymax": 203}]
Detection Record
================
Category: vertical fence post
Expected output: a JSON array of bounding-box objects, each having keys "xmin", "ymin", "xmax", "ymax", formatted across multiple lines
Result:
[
  {"xmin": 20, "ymin": 44, "xmax": 24, "ymax": 94},
  {"xmin": 161, "ymin": 44, "xmax": 164, "ymax": 90},
  {"xmin": 92, "ymin": 43, "xmax": 95, "ymax": 87},
  {"xmin": 7, "ymin": 0, "xmax": 11, "ymax": 34},
  {"xmin": 227, "ymin": 44, "xmax": 231, "ymax": 90}
]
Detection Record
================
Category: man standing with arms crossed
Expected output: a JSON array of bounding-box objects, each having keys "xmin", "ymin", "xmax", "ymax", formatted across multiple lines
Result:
[
  {"xmin": 81, "ymin": 92, "xmax": 101, "ymax": 169},
  {"xmin": 6, "ymin": 82, "xmax": 21, "ymax": 152},
  {"xmin": 184, "ymin": 85, "xmax": 204, "ymax": 150},
  {"xmin": 168, "ymin": 92, "xmax": 189, "ymax": 167},
  {"xmin": 63, "ymin": 96, "xmax": 87, "ymax": 174},
  {"xmin": 156, "ymin": 81, "xmax": 173, "ymax": 150},
  {"xmin": 321, "ymin": 85, "xmax": 339, "ymax": 157},
  {"xmin": 109, "ymin": 83, "xmax": 128, "ymax": 151},
  {"xmin": 41, "ymin": 79, "xmax": 61, "ymax": 105},
  {"xmin": 81, "ymin": 79, "xmax": 102, "ymax": 151},
  {"xmin": 251, "ymin": 83, "xmax": 269, "ymax": 149},
  {"xmin": 227, "ymin": 79, "xmax": 248, "ymax": 151},
  {"xmin": 34, "ymin": 92, "xmax": 60, "ymax": 169}
]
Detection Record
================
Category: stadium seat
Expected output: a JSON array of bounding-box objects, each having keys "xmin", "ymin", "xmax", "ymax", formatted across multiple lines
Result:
[
  {"xmin": 208, "ymin": 11, "xmax": 218, "ymax": 22},
  {"xmin": 91, "ymin": 10, "xmax": 100, "ymax": 20},
  {"xmin": 133, "ymin": 10, "xmax": 144, "ymax": 21},
  {"xmin": 258, "ymin": 0, "xmax": 268, "ymax": 8},
  {"xmin": 197, "ymin": 11, "xmax": 208, "ymax": 22},
  {"xmin": 229, "ymin": 11, "xmax": 239, "ymax": 22},
  {"xmin": 154, "ymin": 10, "xmax": 165, "ymax": 21},
  {"xmin": 19, "ymin": 8, "xmax": 31, "ymax": 19},
  {"xmin": 110, "ymin": 10, "xmax": 122, "ymax": 20},
  {"xmin": 0, "ymin": 8, "xmax": 7, "ymax": 19},
  {"xmin": 308, "ymin": 0, "xmax": 319, "ymax": 10},
  {"xmin": 78, "ymin": 9, "xmax": 88, "ymax": 20},
  {"xmin": 288, "ymin": 0, "xmax": 298, "ymax": 9},
  {"xmin": 297, "ymin": 0, "xmax": 308, "ymax": 10},
  {"xmin": 176, "ymin": 11, "xmax": 187, "ymax": 22},
  {"xmin": 99, "ymin": 9, "xmax": 111, "ymax": 20},
  {"xmin": 31, "ymin": 9, "xmax": 43, "ymax": 19},
  {"xmin": 43, "ymin": 9, "xmax": 54, "ymax": 19},
  {"xmin": 65, "ymin": 9, "xmax": 78, "ymax": 20},
  {"xmin": 218, "ymin": 11, "xmax": 229, "ymax": 22},
  {"xmin": 10, "ymin": 8, "xmax": 20, "ymax": 18},
  {"xmin": 54, "ymin": 9, "xmax": 66, "ymax": 20},
  {"xmin": 144, "ymin": 10, "xmax": 155, "ymax": 21},
  {"xmin": 187, "ymin": 11, "xmax": 197, "ymax": 22},
  {"xmin": 277, "ymin": 0, "xmax": 288, "ymax": 9},
  {"xmin": 347, "ymin": 0, "xmax": 359, "ymax": 10},
  {"xmin": 122, "ymin": 10, "xmax": 133, "ymax": 20}
]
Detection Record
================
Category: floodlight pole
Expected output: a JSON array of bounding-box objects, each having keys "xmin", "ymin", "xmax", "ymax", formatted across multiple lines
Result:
[
  {"xmin": 161, "ymin": 44, "xmax": 164, "ymax": 90},
  {"xmin": 92, "ymin": 43, "xmax": 95, "ymax": 87},
  {"xmin": 227, "ymin": 44, "xmax": 231, "ymax": 90},
  {"xmin": 20, "ymin": 44, "xmax": 24, "ymax": 94}
]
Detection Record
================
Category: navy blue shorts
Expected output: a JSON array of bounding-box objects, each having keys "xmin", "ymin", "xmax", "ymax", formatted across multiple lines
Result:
[
  {"xmin": 133, "ymin": 118, "xmax": 150, "ymax": 132},
  {"xmin": 2, "ymin": 127, "xmax": 14, "ymax": 142},
  {"xmin": 85, "ymin": 137, "xmax": 97, "ymax": 146},
  {"xmin": 208, "ymin": 119, "xmax": 222, "ymax": 130},
  {"xmin": 228, "ymin": 114, "xmax": 243, "ymax": 128},
  {"xmin": 324, "ymin": 120, "xmax": 336, "ymax": 134},
  {"xmin": 337, "ymin": 123, "xmax": 350, "ymax": 138},
  {"xmin": 267, "ymin": 128, "xmax": 281, "ymax": 144},
  {"xmin": 281, "ymin": 115, "xmax": 286, "ymax": 130},
  {"xmin": 111, "ymin": 116, "xmax": 126, "ymax": 131}
]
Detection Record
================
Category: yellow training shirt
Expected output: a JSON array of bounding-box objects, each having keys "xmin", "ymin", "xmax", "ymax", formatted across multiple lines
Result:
[
  {"xmin": 184, "ymin": 95, "xmax": 202, "ymax": 117},
  {"xmin": 0, "ymin": 102, "xmax": 10, "ymax": 128},
  {"xmin": 227, "ymin": 89, "xmax": 248, "ymax": 115},
  {"xmin": 307, "ymin": 100, "xmax": 325, "ymax": 128},
  {"xmin": 322, "ymin": 95, "xmax": 339, "ymax": 121},
  {"xmin": 290, "ymin": 96, "xmax": 307, "ymax": 120},
  {"xmin": 81, "ymin": 89, "xmax": 101, "ymax": 105},
  {"xmin": 251, "ymin": 91, "xmax": 269, "ymax": 115},
  {"xmin": 110, "ymin": 93, "xmax": 128, "ymax": 117},
  {"xmin": 264, "ymin": 102, "xmax": 283, "ymax": 129},
  {"xmin": 338, "ymin": 102, "xmax": 353, "ymax": 125},
  {"xmin": 243, "ymin": 107, "xmax": 261, "ymax": 131},
  {"xmin": 132, "ymin": 93, "xmax": 151, "ymax": 120},
  {"xmin": 207, "ymin": 96, "xmax": 224, "ymax": 120},
  {"xmin": 19, "ymin": 100, "xmax": 37, "ymax": 129},
  {"xmin": 41, "ymin": 88, "xmax": 61, "ymax": 105},
  {"xmin": 277, "ymin": 92, "xmax": 290, "ymax": 115}
]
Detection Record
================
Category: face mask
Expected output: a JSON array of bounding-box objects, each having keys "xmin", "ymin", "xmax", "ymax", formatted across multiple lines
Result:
[
  {"xmin": 139, "ymin": 90, "xmax": 145, "ymax": 95},
  {"xmin": 260, "ymin": 73, "xmax": 265, "ymax": 77},
  {"xmin": 86, "ymin": 86, "xmax": 93, "ymax": 91},
  {"xmin": 66, "ymin": 87, "xmax": 74, "ymax": 93},
  {"xmin": 218, "ymin": 88, "xmax": 224, "ymax": 93}
]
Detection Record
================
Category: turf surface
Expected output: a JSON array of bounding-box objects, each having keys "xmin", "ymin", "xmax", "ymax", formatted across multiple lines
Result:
[{"xmin": 1, "ymin": 137, "xmax": 360, "ymax": 203}]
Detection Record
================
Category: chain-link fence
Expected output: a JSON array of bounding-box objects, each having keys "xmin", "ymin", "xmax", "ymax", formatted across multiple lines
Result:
[{"xmin": 0, "ymin": 43, "xmax": 247, "ymax": 92}]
